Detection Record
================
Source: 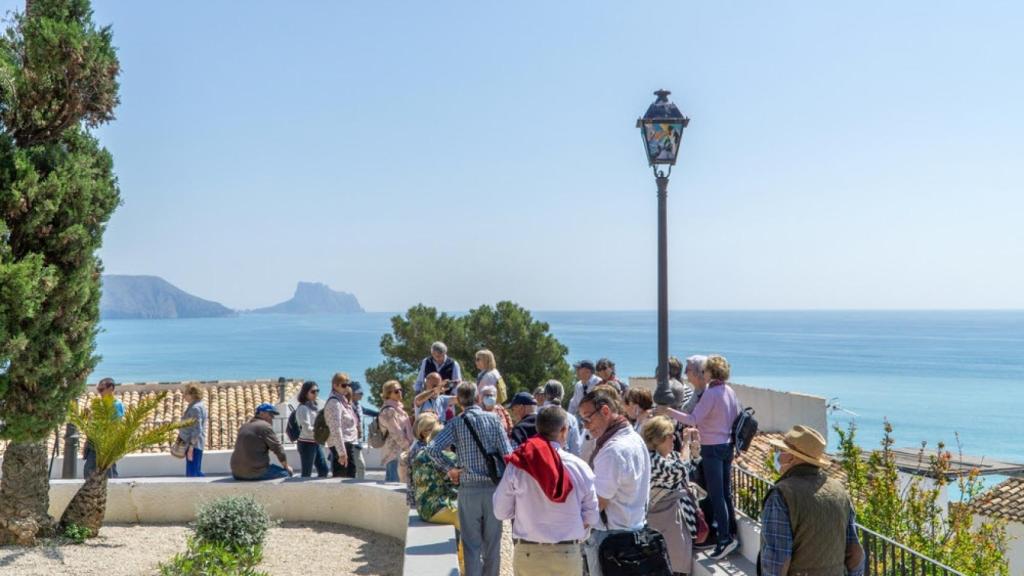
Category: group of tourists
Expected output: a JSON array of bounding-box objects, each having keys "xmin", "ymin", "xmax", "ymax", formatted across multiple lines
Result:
[
  {"xmin": 170, "ymin": 337, "xmax": 866, "ymax": 575},
  {"xmin": 400, "ymin": 344, "xmax": 866, "ymax": 576}
]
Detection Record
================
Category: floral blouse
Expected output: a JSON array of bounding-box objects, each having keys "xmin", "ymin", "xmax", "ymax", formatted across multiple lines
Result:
[{"xmin": 410, "ymin": 444, "xmax": 458, "ymax": 521}]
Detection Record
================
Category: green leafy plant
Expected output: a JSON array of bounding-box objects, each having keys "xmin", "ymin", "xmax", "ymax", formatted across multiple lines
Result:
[
  {"xmin": 366, "ymin": 302, "xmax": 573, "ymax": 408},
  {"xmin": 193, "ymin": 495, "xmax": 273, "ymax": 550},
  {"xmin": 158, "ymin": 537, "xmax": 268, "ymax": 576},
  {"xmin": 59, "ymin": 392, "xmax": 192, "ymax": 536},
  {"xmin": 836, "ymin": 421, "xmax": 1010, "ymax": 576},
  {"xmin": 62, "ymin": 522, "xmax": 91, "ymax": 544}
]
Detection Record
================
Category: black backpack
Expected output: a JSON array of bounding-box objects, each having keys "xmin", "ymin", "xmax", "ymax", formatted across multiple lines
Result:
[
  {"xmin": 285, "ymin": 408, "xmax": 300, "ymax": 442},
  {"xmin": 732, "ymin": 407, "xmax": 758, "ymax": 454},
  {"xmin": 597, "ymin": 526, "xmax": 672, "ymax": 576}
]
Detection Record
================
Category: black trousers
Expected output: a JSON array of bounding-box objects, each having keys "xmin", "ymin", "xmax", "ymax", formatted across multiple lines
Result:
[{"xmin": 329, "ymin": 443, "xmax": 356, "ymax": 478}]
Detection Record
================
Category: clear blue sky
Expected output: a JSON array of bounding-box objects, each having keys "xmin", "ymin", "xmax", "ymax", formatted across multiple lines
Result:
[{"xmin": 9, "ymin": 1, "xmax": 1023, "ymax": 311}]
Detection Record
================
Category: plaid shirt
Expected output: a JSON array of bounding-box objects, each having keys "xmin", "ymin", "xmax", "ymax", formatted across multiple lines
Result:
[
  {"xmin": 425, "ymin": 405, "xmax": 512, "ymax": 487},
  {"xmin": 760, "ymin": 490, "xmax": 865, "ymax": 576}
]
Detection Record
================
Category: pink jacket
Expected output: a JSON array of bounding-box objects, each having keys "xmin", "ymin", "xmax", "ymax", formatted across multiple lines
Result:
[{"xmin": 380, "ymin": 400, "xmax": 414, "ymax": 465}]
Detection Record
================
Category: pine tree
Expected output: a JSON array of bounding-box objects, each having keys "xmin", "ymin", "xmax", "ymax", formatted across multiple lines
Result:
[{"xmin": 0, "ymin": 0, "xmax": 119, "ymax": 545}]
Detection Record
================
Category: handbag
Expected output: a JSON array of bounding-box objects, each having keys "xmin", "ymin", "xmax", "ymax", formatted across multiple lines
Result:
[
  {"xmin": 170, "ymin": 436, "xmax": 188, "ymax": 459},
  {"xmin": 462, "ymin": 412, "xmax": 505, "ymax": 485},
  {"xmin": 597, "ymin": 525, "xmax": 673, "ymax": 576}
]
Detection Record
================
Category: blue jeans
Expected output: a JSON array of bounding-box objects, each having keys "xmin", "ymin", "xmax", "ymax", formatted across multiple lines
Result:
[
  {"xmin": 457, "ymin": 484, "xmax": 502, "ymax": 576},
  {"xmin": 298, "ymin": 441, "xmax": 328, "ymax": 477},
  {"xmin": 700, "ymin": 443, "xmax": 736, "ymax": 545},
  {"xmin": 185, "ymin": 448, "xmax": 204, "ymax": 477},
  {"xmin": 234, "ymin": 463, "xmax": 291, "ymax": 481},
  {"xmin": 385, "ymin": 459, "xmax": 400, "ymax": 482}
]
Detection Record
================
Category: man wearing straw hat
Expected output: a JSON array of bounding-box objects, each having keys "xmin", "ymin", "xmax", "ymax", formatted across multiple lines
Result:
[{"xmin": 760, "ymin": 425, "xmax": 865, "ymax": 576}]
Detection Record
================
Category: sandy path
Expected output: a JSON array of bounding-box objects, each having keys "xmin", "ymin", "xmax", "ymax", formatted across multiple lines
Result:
[{"xmin": 0, "ymin": 522, "xmax": 403, "ymax": 576}]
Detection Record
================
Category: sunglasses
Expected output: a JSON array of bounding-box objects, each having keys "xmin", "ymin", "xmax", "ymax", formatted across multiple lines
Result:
[{"xmin": 310, "ymin": 388, "xmax": 319, "ymax": 393}]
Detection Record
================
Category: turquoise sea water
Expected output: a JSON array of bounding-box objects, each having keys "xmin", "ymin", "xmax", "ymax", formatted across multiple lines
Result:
[{"xmin": 95, "ymin": 311, "xmax": 1023, "ymax": 464}]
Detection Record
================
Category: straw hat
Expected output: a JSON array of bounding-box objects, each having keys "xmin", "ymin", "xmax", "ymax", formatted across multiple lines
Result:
[{"xmin": 768, "ymin": 425, "xmax": 832, "ymax": 468}]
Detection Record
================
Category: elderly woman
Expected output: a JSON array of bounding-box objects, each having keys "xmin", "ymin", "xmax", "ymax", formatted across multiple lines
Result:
[
  {"xmin": 178, "ymin": 383, "xmax": 208, "ymax": 477},
  {"xmin": 479, "ymin": 385, "xmax": 512, "ymax": 433},
  {"xmin": 474, "ymin": 348, "xmax": 507, "ymax": 404},
  {"xmin": 661, "ymin": 354, "xmax": 740, "ymax": 560},
  {"xmin": 406, "ymin": 413, "xmax": 460, "ymax": 527},
  {"xmin": 624, "ymin": 387, "xmax": 654, "ymax": 432},
  {"xmin": 295, "ymin": 380, "xmax": 328, "ymax": 477},
  {"xmin": 644, "ymin": 415, "xmax": 702, "ymax": 576},
  {"xmin": 379, "ymin": 380, "xmax": 415, "ymax": 482}
]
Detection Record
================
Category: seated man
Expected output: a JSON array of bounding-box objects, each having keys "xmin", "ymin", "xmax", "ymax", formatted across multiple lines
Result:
[{"xmin": 231, "ymin": 403, "xmax": 294, "ymax": 480}]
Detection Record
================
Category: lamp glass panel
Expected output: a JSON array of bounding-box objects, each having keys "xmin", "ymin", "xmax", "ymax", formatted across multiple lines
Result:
[{"xmin": 643, "ymin": 122, "xmax": 684, "ymax": 165}]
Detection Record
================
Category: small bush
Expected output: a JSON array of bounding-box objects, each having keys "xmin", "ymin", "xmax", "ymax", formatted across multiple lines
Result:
[
  {"xmin": 158, "ymin": 537, "xmax": 267, "ymax": 576},
  {"xmin": 62, "ymin": 523, "xmax": 92, "ymax": 544},
  {"xmin": 193, "ymin": 495, "xmax": 273, "ymax": 549}
]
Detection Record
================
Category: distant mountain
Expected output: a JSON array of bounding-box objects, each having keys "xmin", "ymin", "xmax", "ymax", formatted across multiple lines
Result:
[
  {"xmin": 101, "ymin": 275, "xmax": 235, "ymax": 319},
  {"xmin": 251, "ymin": 282, "xmax": 364, "ymax": 315}
]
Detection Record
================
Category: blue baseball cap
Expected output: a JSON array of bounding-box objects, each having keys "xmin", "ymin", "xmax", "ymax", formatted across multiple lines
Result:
[{"xmin": 255, "ymin": 402, "xmax": 280, "ymax": 415}]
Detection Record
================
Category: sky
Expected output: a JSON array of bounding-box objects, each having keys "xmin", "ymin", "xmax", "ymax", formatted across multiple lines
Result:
[{"xmin": 7, "ymin": 1, "xmax": 1022, "ymax": 312}]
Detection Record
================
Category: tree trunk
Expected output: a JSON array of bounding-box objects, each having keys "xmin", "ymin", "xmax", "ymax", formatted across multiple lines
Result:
[
  {"xmin": 0, "ymin": 441, "xmax": 55, "ymax": 545},
  {"xmin": 59, "ymin": 469, "xmax": 108, "ymax": 537}
]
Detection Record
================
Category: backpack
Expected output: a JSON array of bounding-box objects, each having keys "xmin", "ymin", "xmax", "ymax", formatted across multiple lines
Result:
[
  {"xmin": 286, "ymin": 408, "xmax": 300, "ymax": 442},
  {"xmin": 367, "ymin": 406, "xmax": 393, "ymax": 449},
  {"xmin": 597, "ymin": 526, "xmax": 672, "ymax": 576},
  {"xmin": 313, "ymin": 397, "xmax": 337, "ymax": 445},
  {"xmin": 732, "ymin": 406, "xmax": 758, "ymax": 454}
]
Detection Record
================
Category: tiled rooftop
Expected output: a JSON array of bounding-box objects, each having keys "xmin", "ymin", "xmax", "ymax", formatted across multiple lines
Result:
[
  {"xmin": 735, "ymin": 431, "xmax": 847, "ymax": 482},
  {"xmin": 0, "ymin": 379, "xmax": 303, "ymax": 458},
  {"xmin": 966, "ymin": 477, "xmax": 1024, "ymax": 523}
]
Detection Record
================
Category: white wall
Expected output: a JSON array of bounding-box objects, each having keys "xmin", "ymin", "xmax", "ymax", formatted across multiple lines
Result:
[
  {"xmin": 14, "ymin": 445, "xmax": 384, "ymax": 480},
  {"xmin": 976, "ymin": 515, "xmax": 1024, "ymax": 575}
]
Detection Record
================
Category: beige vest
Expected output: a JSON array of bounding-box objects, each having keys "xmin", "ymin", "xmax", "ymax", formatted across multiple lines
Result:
[{"xmin": 773, "ymin": 464, "xmax": 850, "ymax": 576}]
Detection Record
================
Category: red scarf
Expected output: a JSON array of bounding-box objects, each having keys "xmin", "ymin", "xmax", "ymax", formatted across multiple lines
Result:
[{"xmin": 505, "ymin": 436, "xmax": 574, "ymax": 503}]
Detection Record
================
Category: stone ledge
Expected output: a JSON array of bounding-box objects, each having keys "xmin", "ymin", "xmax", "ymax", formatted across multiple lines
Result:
[{"xmin": 403, "ymin": 512, "xmax": 460, "ymax": 576}]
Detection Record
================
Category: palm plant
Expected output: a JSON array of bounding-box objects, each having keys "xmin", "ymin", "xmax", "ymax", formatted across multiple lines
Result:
[{"xmin": 59, "ymin": 392, "xmax": 192, "ymax": 536}]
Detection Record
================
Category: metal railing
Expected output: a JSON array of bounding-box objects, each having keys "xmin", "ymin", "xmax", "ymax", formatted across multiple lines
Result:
[{"xmin": 731, "ymin": 466, "xmax": 967, "ymax": 576}]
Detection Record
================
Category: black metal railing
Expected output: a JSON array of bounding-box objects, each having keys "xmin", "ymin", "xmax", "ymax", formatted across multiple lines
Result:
[{"xmin": 731, "ymin": 467, "xmax": 967, "ymax": 576}]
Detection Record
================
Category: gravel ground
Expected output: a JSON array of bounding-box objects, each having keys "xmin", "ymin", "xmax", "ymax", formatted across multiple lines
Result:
[{"xmin": 0, "ymin": 522, "xmax": 403, "ymax": 576}]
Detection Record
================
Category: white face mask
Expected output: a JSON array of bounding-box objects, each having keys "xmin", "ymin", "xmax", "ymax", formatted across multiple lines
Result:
[
  {"xmin": 482, "ymin": 396, "xmax": 497, "ymax": 408},
  {"xmin": 772, "ymin": 451, "xmax": 783, "ymax": 472}
]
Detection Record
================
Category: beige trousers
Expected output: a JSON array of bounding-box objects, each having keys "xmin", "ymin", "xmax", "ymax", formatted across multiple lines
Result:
[{"xmin": 513, "ymin": 542, "xmax": 582, "ymax": 576}]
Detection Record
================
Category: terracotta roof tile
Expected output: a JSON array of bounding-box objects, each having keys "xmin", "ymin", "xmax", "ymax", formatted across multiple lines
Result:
[{"xmin": 968, "ymin": 477, "xmax": 1024, "ymax": 523}]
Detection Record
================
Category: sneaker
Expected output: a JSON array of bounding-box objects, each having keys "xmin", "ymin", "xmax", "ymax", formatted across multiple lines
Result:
[
  {"xmin": 709, "ymin": 538, "xmax": 738, "ymax": 560},
  {"xmin": 693, "ymin": 541, "xmax": 716, "ymax": 551}
]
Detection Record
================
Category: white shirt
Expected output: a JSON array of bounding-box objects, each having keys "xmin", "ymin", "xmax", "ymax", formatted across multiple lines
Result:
[
  {"xmin": 493, "ymin": 441, "xmax": 600, "ymax": 542},
  {"xmin": 567, "ymin": 374, "xmax": 603, "ymax": 416},
  {"xmin": 592, "ymin": 426, "xmax": 651, "ymax": 531}
]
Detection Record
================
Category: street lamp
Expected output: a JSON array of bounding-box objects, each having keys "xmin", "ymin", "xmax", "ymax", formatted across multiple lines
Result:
[{"xmin": 637, "ymin": 89, "xmax": 689, "ymax": 405}]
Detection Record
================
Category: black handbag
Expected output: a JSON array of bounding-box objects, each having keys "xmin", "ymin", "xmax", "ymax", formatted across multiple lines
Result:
[{"xmin": 597, "ymin": 525, "xmax": 673, "ymax": 576}]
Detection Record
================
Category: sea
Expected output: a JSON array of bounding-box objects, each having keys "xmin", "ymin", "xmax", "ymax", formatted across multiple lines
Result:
[{"xmin": 95, "ymin": 310, "xmax": 1024, "ymax": 468}]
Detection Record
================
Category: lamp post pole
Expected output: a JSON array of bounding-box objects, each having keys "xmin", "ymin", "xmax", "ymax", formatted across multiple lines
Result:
[
  {"xmin": 657, "ymin": 174, "xmax": 669, "ymax": 401},
  {"xmin": 637, "ymin": 89, "xmax": 689, "ymax": 406}
]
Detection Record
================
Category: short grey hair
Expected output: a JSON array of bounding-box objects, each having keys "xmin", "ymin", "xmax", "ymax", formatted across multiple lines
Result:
[
  {"xmin": 431, "ymin": 341, "xmax": 448, "ymax": 355},
  {"xmin": 536, "ymin": 405, "xmax": 568, "ymax": 441},
  {"xmin": 456, "ymin": 381, "xmax": 478, "ymax": 407},
  {"xmin": 543, "ymin": 379, "xmax": 565, "ymax": 403},
  {"xmin": 685, "ymin": 355, "xmax": 708, "ymax": 375}
]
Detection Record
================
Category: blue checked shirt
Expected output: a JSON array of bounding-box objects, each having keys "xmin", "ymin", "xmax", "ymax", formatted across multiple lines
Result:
[
  {"xmin": 760, "ymin": 490, "xmax": 865, "ymax": 576},
  {"xmin": 425, "ymin": 406, "xmax": 512, "ymax": 487}
]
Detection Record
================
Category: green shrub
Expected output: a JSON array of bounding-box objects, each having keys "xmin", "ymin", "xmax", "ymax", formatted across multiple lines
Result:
[
  {"xmin": 158, "ymin": 537, "xmax": 267, "ymax": 576},
  {"xmin": 62, "ymin": 523, "xmax": 92, "ymax": 544},
  {"xmin": 193, "ymin": 495, "xmax": 273, "ymax": 550}
]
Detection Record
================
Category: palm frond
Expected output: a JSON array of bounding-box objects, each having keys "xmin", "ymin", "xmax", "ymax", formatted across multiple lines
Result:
[{"xmin": 70, "ymin": 391, "xmax": 194, "ymax": 472}]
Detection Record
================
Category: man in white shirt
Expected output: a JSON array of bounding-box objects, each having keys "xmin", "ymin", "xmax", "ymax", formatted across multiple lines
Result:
[
  {"xmin": 577, "ymin": 388, "xmax": 652, "ymax": 576},
  {"xmin": 567, "ymin": 360, "xmax": 603, "ymax": 418},
  {"xmin": 493, "ymin": 405, "xmax": 599, "ymax": 576}
]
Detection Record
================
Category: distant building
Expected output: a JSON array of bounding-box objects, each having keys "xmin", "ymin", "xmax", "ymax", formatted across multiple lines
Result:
[{"xmin": 967, "ymin": 477, "xmax": 1024, "ymax": 574}]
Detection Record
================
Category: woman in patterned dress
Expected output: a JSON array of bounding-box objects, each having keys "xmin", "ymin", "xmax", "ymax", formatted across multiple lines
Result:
[{"xmin": 643, "ymin": 415, "xmax": 702, "ymax": 576}]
